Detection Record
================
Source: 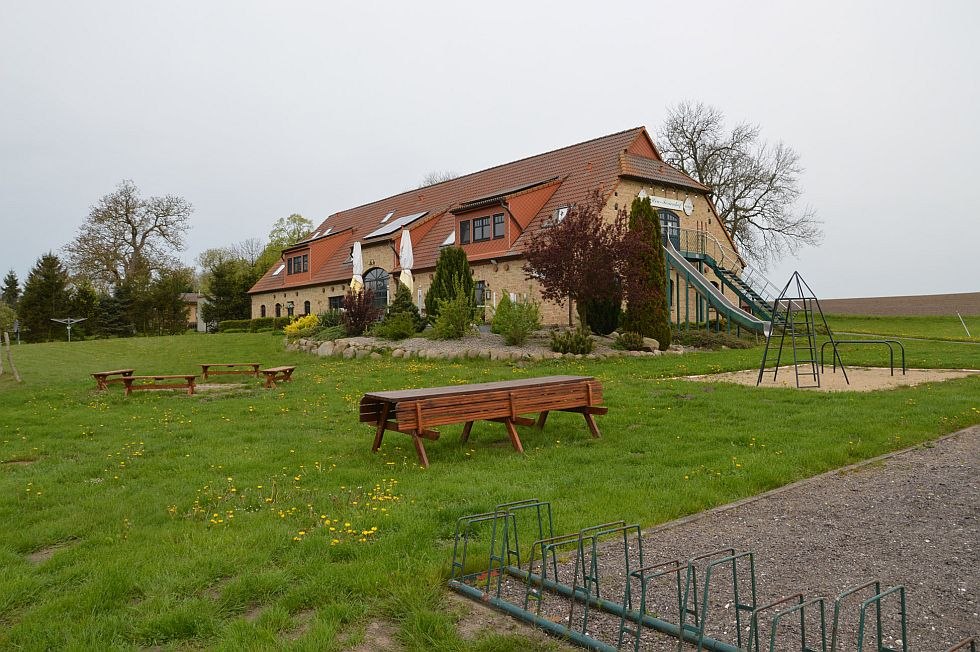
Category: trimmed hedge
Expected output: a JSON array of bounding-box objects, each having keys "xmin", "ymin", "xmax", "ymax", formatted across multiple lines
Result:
[{"xmin": 217, "ymin": 317, "xmax": 291, "ymax": 333}]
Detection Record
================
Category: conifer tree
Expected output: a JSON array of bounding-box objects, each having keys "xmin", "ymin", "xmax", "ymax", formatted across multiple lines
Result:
[
  {"xmin": 19, "ymin": 253, "xmax": 71, "ymax": 342},
  {"xmin": 1, "ymin": 270, "xmax": 20, "ymax": 308},
  {"xmin": 424, "ymin": 247, "xmax": 474, "ymax": 322},
  {"xmin": 622, "ymin": 197, "xmax": 671, "ymax": 349},
  {"xmin": 386, "ymin": 283, "xmax": 425, "ymax": 332}
]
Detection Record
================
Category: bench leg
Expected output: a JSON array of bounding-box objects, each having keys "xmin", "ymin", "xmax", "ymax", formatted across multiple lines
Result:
[
  {"xmin": 372, "ymin": 404, "xmax": 390, "ymax": 452},
  {"xmin": 461, "ymin": 421, "xmax": 474, "ymax": 443},
  {"xmin": 503, "ymin": 419, "xmax": 524, "ymax": 454},
  {"xmin": 412, "ymin": 432, "xmax": 429, "ymax": 468},
  {"xmin": 535, "ymin": 411, "xmax": 549, "ymax": 429},
  {"xmin": 583, "ymin": 412, "xmax": 601, "ymax": 439},
  {"xmin": 187, "ymin": 381, "xmax": 195, "ymax": 396},
  {"xmin": 265, "ymin": 376, "xmax": 274, "ymax": 389}
]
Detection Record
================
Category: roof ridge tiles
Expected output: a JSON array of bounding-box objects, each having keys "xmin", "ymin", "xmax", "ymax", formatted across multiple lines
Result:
[{"xmin": 314, "ymin": 126, "xmax": 646, "ymax": 220}]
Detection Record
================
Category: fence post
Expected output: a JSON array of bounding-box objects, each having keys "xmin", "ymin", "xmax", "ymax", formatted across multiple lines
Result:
[{"xmin": 4, "ymin": 332, "xmax": 21, "ymax": 382}]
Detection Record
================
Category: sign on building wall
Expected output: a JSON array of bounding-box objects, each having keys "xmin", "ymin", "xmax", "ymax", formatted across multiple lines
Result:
[{"xmin": 639, "ymin": 190, "xmax": 695, "ymax": 216}]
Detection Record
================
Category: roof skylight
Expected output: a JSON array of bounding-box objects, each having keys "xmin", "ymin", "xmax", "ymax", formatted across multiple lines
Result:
[
  {"xmin": 441, "ymin": 231, "xmax": 456, "ymax": 247},
  {"xmin": 272, "ymin": 264, "xmax": 286, "ymax": 276},
  {"xmin": 364, "ymin": 211, "xmax": 428, "ymax": 239},
  {"xmin": 381, "ymin": 211, "xmax": 395, "ymax": 223}
]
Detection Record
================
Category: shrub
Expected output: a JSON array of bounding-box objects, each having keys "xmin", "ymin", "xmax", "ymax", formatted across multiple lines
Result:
[
  {"xmin": 424, "ymin": 247, "xmax": 474, "ymax": 322},
  {"xmin": 432, "ymin": 287, "xmax": 475, "ymax": 340},
  {"xmin": 248, "ymin": 317, "xmax": 274, "ymax": 332},
  {"xmin": 272, "ymin": 316, "xmax": 291, "ymax": 330},
  {"xmin": 342, "ymin": 289, "xmax": 382, "ymax": 336},
  {"xmin": 218, "ymin": 319, "xmax": 250, "ymax": 332},
  {"xmin": 385, "ymin": 284, "xmax": 425, "ymax": 333},
  {"xmin": 584, "ymin": 293, "xmax": 621, "ymax": 335},
  {"xmin": 672, "ymin": 328, "xmax": 755, "ymax": 350},
  {"xmin": 550, "ymin": 324, "xmax": 594, "ymax": 354},
  {"xmin": 622, "ymin": 196, "xmax": 671, "ymax": 350},
  {"xmin": 315, "ymin": 325, "xmax": 345, "ymax": 341},
  {"xmin": 614, "ymin": 330, "xmax": 645, "ymax": 351},
  {"xmin": 493, "ymin": 298, "xmax": 541, "ymax": 345},
  {"xmin": 318, "ymin": 309, "xmax": 344, "ymax": 328},
  {"xmin": 373, "ymin": 312, "xmax": 417, "ymax": 341},
  {"xmin": 489, "ymin": 293, "xmax": 512, "ymax": 335},
  {"xmin": 284, "ymin": 314, "xmax": 320, "ymax": 340},
  {"xmin": 221, "ymin": 328, "xmax": 247, "ymax": 334}
]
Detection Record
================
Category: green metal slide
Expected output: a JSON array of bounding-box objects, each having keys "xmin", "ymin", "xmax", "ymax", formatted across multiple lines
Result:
[{"xmin": 663, "ymin": 241, "xmax": 772, "ymax": 336}]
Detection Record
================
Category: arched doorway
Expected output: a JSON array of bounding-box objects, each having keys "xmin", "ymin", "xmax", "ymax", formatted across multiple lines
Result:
[
  {"xmin": 275, "ymin": 303, "xmax": 282, "ymax": 318},
  {"xmin": 260, "ymin": 305, "xmax": 266, "ymax": 318},
  {"xmin": 364, "ymin": 268, "xmax": 389, "ymax": 309},
  {"xmin": 658, "ymin": 209, "xmax": 681, "ymax": 250}
]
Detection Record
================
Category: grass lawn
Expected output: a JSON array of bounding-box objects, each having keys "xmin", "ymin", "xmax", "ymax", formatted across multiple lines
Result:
[
  {"xmin": 1, "ymin": 333, "xmax": 978, "ymax": 650},
  {"xmin": 826, "ymin": 313, "xmax": 980, "ymax": 343}
]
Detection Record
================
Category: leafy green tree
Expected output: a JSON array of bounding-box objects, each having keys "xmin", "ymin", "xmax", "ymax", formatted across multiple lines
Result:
[
  {"xmin": 252, "ymin": 213, "xmax": 314, "ymax": 275},
  {"xmin": 0, "ymin": 303, "xmax": 16, "ymax": 333},
  {"xmin": 19, "ymin": 253, "xmax": 71, "ymax": 342},
  {"xmin": 622, "ymin": 197, "xmax": 671, "ymax": 349},
  {"xmin": 65, "ymin": 180, "xmax": 192, "ymax": 290},
  {"xmin": 424, "ymin": 247, "xmax": 474, "ymax": 322},
  {"xmin": 2, "ymin": 270, "xmax": 20, "ymax": 308}
]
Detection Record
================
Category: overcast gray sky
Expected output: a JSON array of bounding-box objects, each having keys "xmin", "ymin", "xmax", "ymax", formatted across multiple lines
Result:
[{"xmin": 2, "ymin": 1, "xmax": 977, "ymax": 299}]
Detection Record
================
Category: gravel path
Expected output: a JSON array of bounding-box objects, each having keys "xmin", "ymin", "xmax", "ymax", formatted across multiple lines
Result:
[{"xmin": 463, "ymin": 426, "xmax": 979, "ymax": 650}]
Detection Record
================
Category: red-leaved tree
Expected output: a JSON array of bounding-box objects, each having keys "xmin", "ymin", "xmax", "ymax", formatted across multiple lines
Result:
[{"xmin": 523, "ymin": 190, "xmax": 633, "ymax": 326}]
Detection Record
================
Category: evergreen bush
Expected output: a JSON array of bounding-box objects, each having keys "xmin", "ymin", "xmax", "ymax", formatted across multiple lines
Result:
[
  {"xmin": 550, "ymin": 324, "xmax": 594, "ymax": 354},
  {"xmin": 385, "ymin": 284, "xmax": 425, "ymax": 332},
  {"xmin": 373, "ymin": 312, "xmax": 417, "ymax": 341},
  {"xmin": 614, "ymin": 330, "xmax": 645, "ymax": 351},
  {"xmin": 584, "ymin": 292, "xmax": 621, "ymax": 335},
  {"xmin": 622, "ymin": 197, "xmax": 671, "ymax": 349},
  {"xmin": 317, "ymin": 309, "xmax": 344, "ymax": 328},
  {"xmin": 424, "ymin": 247, "xmax": 474, "ymax": 322}
]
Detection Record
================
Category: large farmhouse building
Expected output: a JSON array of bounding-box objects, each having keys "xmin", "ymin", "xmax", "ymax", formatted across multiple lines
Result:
[{"xmin": 249, "ymin": 127, "xmax": 764, "ymax": 328}]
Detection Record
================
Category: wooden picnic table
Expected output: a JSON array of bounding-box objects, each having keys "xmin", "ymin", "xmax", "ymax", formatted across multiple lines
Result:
[
  {"xmin": 200, "ymin": 362, "xmax": 262, "ymax": 381},
  {"xmin": 122, "ymin": 374, "xmax": 197, "ymax": 396},
  {"xmin": 92, "ymin": 369, "xmax": 135, "ymax": 390},
  {"xmin": 359, "ymin": 375, "xmax": 606, "ymax": 467},
  {"xmin": 260, "ymin": 366, "xmax": 296, "ymax": 388}
]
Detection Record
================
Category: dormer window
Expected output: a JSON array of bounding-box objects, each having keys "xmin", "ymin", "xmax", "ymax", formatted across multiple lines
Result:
[
  {"xmin": 460, "ymin": 221, "xmax": 470, "ymax": 244},
  {"xmin": 472, "ymin": 216, "xmax": 491, "ymax": 242},
  {"xmin": 286, "ymin": 253, "xmax": 309, "ymax": 275}
]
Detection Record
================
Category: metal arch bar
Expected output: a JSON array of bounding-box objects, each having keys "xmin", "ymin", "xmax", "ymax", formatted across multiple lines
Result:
[{"xmin": 820, "ymin": 340, "xmax": 906, "ymax": 377}]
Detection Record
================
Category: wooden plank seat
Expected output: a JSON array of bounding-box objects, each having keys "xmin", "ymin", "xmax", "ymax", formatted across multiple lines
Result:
[
  {"xmin": 359, "ymin": 375, "xmax": 606, "ymax": 467},
  {"xmin": 122, "ymin": 374, "xmax": 197, "ymax": 396},
  {"xmin": 91, "ymin": 369, "xmax": 136, "ymax": 390},
  {"xmin": 260, "ymin": 366, "xmax": 296, "ymax": 388},
  {"xmin": 200, "ymin": 363, "xmax": 262, "ymax": 381}
]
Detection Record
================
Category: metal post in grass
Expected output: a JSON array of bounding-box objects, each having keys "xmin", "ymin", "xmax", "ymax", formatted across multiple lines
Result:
[
  {"xmin": 956, "ymin": 312, "xmax": 971, "ymax": 337},
  {"xmin": 3, "ymin": 332, "xmax": 21, "ymax": 382},
  {"xmin": 50, "ymin": 317, "xmax": 86, "ymax": 342}
]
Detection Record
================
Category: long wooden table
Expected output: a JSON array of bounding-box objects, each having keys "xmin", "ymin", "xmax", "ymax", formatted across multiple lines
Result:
[{"xmin": 359, "ymin": 375, "xmax": 606, "ymax": 467}]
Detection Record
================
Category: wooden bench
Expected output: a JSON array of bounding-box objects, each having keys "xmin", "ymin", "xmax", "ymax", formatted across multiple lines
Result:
[
  {"xmin": 260, "ymin": 366, "xmax": 296, "ymax": 388},
  {"xmin": 92, "ymin": 369, "xmax": 135, "ymax": 390},
  {"xmin": 122, "ymin": 374, "xmax": 197, "ymax": 396},
  {"xmin": 200, "ymin": 363, "xmax": 262, "ymax": 381},
  {"xmin": 360, "ymin": 375, "xmax": 606, "ymax": 467}
]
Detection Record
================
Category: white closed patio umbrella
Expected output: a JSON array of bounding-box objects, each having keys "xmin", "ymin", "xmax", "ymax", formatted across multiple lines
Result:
[
  {"xmin": 350, "ymin": 241, "xmax": 364, "ymax": 292},
  {"xmin": 398, "ymin": 228, "xmax": 414, "ymax": 293}
]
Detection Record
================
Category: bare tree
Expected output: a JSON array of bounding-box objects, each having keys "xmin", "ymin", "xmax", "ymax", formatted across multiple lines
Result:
[
  {"xmin": 658, "ymin": 101, "xmax": 821, "ymax": 265},
  {"xmin": 66, "ymin": 180, "xmax": 192, "ymax": 289},
  {"xmin": 418, "ymin": 170, "xmax": 458, "ymax": 188},
  {"xmin": 232, "ymin": 238, "xmax": 266, "ymax": 267}
]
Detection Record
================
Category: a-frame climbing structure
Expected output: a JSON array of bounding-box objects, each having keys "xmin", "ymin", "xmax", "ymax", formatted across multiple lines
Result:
[{"xmin": 757, "ymin": 272, "xmax": 848, "ymax": 388}]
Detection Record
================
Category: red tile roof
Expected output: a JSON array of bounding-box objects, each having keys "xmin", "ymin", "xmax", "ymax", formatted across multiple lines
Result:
[{"xmin": 249, "ymin": 126, "xmax": 710, "ymax": 293}]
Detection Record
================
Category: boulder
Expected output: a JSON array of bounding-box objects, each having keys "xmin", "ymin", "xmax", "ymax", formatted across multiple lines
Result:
[
  {"xmin": 342, "ymin": 347, "xmax": 356, "ymax": 360},
  {"xmin": 642, "ymin": 337, "xmax": 660, "ymax": 351},
  {"xmin": 369, "ymin": 352, "xmax": 382, "ymax": 360},
  {"xmin": 354, "ymin": 348, "xmax": 369, "ymax": 359},
  {"xmin": 317, "ymin": 341, "xmax": 335, "ymax": 357}
]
